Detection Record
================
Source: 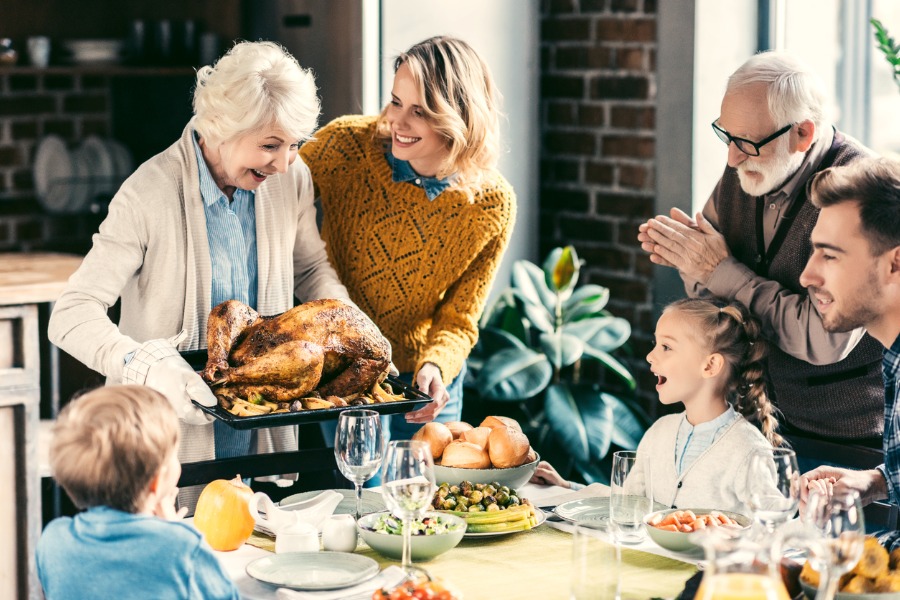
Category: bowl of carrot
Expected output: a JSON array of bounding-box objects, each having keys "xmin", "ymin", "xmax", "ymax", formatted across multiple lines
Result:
[{"xmin": 643, "ymin": 508, "xmax": 750, "ymax": 553}]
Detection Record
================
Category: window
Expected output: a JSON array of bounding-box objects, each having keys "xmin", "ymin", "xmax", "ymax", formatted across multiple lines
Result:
[{"xmin": 691, "ymin": 0, "xmax": 900, "ymax": 213}]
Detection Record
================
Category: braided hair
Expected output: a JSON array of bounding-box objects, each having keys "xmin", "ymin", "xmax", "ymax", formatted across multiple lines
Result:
[{"xmin": 665, "ymin": 297, "xmax": 783, "ymax": 447}]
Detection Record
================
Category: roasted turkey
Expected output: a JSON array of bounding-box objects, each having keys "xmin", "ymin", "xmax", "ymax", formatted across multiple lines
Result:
[{"xmin": 202, "ymin": 298, "xmax": 391, "ymax": 400}]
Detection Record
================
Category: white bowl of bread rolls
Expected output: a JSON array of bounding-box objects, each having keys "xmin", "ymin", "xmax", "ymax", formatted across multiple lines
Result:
[{"xmin": 417, "ymin": 416, "xmax": 539, "ymax": 490}]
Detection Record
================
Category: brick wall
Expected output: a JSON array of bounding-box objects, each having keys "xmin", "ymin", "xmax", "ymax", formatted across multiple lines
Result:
[
  {"xmin": 539, "ymin": 0, "xmax": 659, "ymax": 410},
  {"xmin": 0, "ymin": 71, "xmax": 111, "ymax": 253}
]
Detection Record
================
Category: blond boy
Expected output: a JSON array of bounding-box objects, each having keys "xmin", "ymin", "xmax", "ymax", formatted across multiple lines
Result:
[{"xmin": 36, "ymin": 385, "xmax": 239, "ymax": 599}]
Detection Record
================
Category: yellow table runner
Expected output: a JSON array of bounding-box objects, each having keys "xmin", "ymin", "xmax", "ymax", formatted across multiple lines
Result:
[{"xmin": 248, "ymin": 526, "xmax": 696, "ymax": 599}]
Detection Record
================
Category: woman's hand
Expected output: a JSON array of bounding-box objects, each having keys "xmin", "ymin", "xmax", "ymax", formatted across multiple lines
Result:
[
  {"xmin": 530, "ymin": 461, "xmax": 571, "ymax": 488},
  {"xmin": 404, "ymin": 362, "xmax": 450, "ymax": 424}
]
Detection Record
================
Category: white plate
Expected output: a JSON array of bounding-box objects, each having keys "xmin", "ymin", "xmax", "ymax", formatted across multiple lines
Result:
[
  {"xmin": 69, "ymin": 145, "xmax": 93, "ymax": 213},
  {"xmin": 463, "ymin": 506, "xmax": 547, "ymax": 538},
  {"xmin": 80, "ymin": 136, "xmax": 116, "ymax": 196},
  {"xmin": 279, "ymin": 488, "xmax": 385, "ymax": 517},
  {"xmin": 554, "ymin": 496, "xmax": 612, "ymax": 525},
  {"xmin": 34, "ymin": 135, "xmax": 73, "ymax": 213},
  {"xmin": 246, "ymin": 551, "xmax": 379, "ymax": 591},
  {"xmin": 105, "ymin": 139, "xmax": 134, "ymax": 182}
]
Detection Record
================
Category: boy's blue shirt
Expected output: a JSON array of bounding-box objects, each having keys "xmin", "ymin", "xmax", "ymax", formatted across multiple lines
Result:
[{"xmin": 37, "ymin": 506, "xmax": 239, "ymax": 600}]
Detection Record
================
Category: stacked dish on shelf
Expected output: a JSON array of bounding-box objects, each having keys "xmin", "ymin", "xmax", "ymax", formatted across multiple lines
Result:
[
  {"xmin": 34, "ymin": 135, "xmax": 134, "ymax": 214},
  {"xmin": 61, "ymin": 39, "xmax": 124, "ymax": 65}
]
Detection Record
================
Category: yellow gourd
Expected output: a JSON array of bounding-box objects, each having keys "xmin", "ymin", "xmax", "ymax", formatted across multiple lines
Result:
[{"xmin": 193, "ymin": 475, "xmax": 255, "ymax": 551}]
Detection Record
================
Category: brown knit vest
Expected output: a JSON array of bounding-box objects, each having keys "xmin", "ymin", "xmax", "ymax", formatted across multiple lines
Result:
[{"xmin": 717, "ymin": 131, "xmax": 884, "ymax": 441}]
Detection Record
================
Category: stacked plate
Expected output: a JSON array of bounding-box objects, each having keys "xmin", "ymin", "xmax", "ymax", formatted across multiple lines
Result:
[
  {"xmin": 62, "ymin": 39, "xmax": 124, "ymax": 65},
  {"xmin": 33, "ymin": 135, "xmax": 134, "ymax": 214}
]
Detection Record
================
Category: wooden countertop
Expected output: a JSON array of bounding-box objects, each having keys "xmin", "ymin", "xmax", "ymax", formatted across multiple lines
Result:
[{"xmin": 0, "ymin": 252, "xmax": 83, "ymax": 305}]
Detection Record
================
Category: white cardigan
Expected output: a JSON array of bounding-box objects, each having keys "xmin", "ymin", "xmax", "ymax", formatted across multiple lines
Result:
[
  {"xmin": 627, "ymin": 413, "xmax": 773, "ymax": 516},
  {"xmin": 48, "ymin": 121, "xmax": 350, "ymax": 469}
]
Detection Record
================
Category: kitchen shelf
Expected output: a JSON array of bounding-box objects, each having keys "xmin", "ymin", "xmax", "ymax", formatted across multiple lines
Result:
[{"xmin": 2, "ymin": 64, "xmax": 196, "ymax": 76}]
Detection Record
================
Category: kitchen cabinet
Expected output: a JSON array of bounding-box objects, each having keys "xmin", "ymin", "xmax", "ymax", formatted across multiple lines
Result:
[{"xmin": 0, "ymin": 253, "xmax": 82, "ymax": 600}]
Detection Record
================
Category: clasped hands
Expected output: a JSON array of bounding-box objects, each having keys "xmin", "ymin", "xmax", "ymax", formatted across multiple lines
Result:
[{"xmin": 637, "ymin": 207, "xmax": 730, "ymax": 284}]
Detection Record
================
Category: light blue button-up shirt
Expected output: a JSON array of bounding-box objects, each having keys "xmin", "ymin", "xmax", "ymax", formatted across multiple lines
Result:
[
  {"xmin": 192, "ymin": 132, "xmax": 258, "ymax": 310},
  {"xmin": 674, "ymin": 405, "xmax": 740, "ymax": 475},
  {"xmin": 387, "ymin": 152, "xmax": 453, "ymax": 200},
  {"xmin": 192, "ymin": 132, "xmax": 256, "ymax": 458}
]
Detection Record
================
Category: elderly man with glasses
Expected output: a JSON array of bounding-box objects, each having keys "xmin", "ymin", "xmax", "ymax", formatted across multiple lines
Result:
[{"xmin": 638, "ymin": 51, "xmax": 884, "ymax": 452}]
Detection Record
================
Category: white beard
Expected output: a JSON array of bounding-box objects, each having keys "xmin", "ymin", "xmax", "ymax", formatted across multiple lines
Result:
[{"xmin": 736, "ymin": 136, "xmax": 806, "ymax": 196}]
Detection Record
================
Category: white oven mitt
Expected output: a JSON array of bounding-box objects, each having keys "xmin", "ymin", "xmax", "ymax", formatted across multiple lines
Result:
[{"xmin": 121, "ymin": 330, "xmax": 217, "ymax": 426}]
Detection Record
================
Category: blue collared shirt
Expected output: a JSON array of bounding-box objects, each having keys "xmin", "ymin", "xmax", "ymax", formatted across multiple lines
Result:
[
  {"xmin": 674, "ymin": 405, "xmax": 740, "ymax": 475},
  {"xmin": 192, "ymin": 132, "xmax": 258, "ymax": 310},
  {"xmin": 386, "ymin": 152, "xmax": 453, "ymax": 201},
  {"xmin": 878, "ymin": 334, "xmax": 900, "ymax": 504}
]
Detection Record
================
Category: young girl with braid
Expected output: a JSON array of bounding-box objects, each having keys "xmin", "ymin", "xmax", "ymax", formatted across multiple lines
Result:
[{"xmin": 533, "ymin": 297, "xmax": 780, "ymax": 515}]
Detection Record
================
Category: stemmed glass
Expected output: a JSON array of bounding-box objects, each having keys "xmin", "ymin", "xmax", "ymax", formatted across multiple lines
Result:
[
  {"xmin": 745, "ymin": 447, "xmax": 801, "ymax": 533},
  {"xmin": 804, "ymin": 489, "xmax": 866, "ymax": 600},
  {"xmin": 381, "ymin": 440, "xmax": 437, "ymax": 574},
  {"xmin": 334, "ymin": 409, "xmax": 384, "ymax": 521}
]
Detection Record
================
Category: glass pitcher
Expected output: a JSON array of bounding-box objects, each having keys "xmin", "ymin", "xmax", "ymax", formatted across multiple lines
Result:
[{"xmin": 694, "ymin": 527, "xmax": 792, "ymax": 600}]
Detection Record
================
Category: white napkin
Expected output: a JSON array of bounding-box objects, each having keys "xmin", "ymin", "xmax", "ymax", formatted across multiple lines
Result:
[{"xmin": 275, "ymin": 566, "xmax": 407, "ymax": 600}]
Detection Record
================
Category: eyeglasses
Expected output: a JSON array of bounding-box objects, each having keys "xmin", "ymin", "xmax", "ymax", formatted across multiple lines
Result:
[{"xmin": 711, "ymin": 121, "xmax": 793, "ymax": 156}]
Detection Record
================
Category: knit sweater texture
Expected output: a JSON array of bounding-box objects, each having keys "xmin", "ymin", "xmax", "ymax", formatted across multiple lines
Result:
[
  {"xmin": 628, "ymin": 413, "xmax": 772, "ymax": 515},
  {"xmin": 300, "ymin": 115, "xmax": 517, "ymax": 382}
]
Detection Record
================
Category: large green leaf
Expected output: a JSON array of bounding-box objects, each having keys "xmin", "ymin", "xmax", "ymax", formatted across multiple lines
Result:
[
  {"xmin": 476, "ymin": 347, "xmax": 552, "ymax": 401},
  {"xmin": 511, "ymin": 260, "xmax": 556, "ymax": 313},
  {"xmin": 545, "ymin": 383, "xmax": 616, "ymax": 463},
  {"xmin": 581, "ymin": 345, "xmax": 637, "ymax": 390},
  {"xmin": 562, "ymin": 316, "xmax": 631, "ymax": 351},
  {"xmin": 542, "ymin": 246, "xmax": 580, "ymax": 300},
  {"xmin": 539, "ymin": 332, "xmax": 584, "ymax": 369},
  {"xmin": 479, "ymin": 326, "xmax": 527, "ymax": 355},
  {"xmin": 605, "ymin": 393, "xmax": 648, "ymax": 449},
  {"xmin": 545, "ymin": 383, "xmax": 589, "ymax": 462},
  {"xmin": 562, "ymin": 284, "xmax": 610, "ymax": 322}
]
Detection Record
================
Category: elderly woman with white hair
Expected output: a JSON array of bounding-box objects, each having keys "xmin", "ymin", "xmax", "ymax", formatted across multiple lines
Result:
[{"xmin": 48, "ymin": 41, "xmax": 350, "ymax": 497}]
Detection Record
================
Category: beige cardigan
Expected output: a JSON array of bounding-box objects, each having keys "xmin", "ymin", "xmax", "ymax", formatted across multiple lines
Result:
[{"xmin": 49, "ymin": 120, "xmax": 350, "ymax": 470}]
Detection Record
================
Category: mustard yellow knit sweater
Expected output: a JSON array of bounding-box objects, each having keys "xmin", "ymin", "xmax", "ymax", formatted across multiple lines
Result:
[{"xmin": 300, "ymin": 115, "xmax": 517, "ymax": 383}]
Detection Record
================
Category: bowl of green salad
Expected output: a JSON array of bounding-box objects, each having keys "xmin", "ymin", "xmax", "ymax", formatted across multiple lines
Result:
[{"xmin": 357, "ymin": 511, "xmax": 466, "ymax": 561}]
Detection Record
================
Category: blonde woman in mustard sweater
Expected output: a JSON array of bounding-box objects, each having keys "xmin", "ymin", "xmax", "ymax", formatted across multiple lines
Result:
[{"xmin": 301, "ymin": 36, "xmax": 516, "ymax": 440}]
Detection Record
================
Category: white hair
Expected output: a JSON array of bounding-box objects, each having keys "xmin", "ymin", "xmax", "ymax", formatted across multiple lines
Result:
[
  {"xmin": 727, "ymin": 51, "xmax": 828, "ymax": 137},
  {"xmin": 192, "ymin": 41, "xmax": 320, "ymax": 146}
]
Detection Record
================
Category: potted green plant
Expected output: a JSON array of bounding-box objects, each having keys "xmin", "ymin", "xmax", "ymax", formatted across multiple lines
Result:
[
  {"xmin": 466, "ymin": 246, "xmax": 650, "ymax": 484},
  {"xmin": 872, "ymin": 18, "xmax": 900, "ymax": 91}
]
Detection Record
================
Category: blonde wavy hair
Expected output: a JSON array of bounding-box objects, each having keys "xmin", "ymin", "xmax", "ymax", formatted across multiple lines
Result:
[
  {"xmin": 665, "ymin": 298, "xmax": 783, "ymax": 447},
  {"xmin": 193, "ymin": 40, "xmax": 320, "ymax": 147},
  {"xmin": 375, "ymin": 36, "xmax": 503, "ymax": 196},
  {"xmin": 50, "ymin": 385, "xmax": 179, "ymax": 513}
]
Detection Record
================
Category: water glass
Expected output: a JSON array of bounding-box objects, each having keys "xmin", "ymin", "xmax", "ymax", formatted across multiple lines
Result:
[
  {"xmin": 381, "ymin": 440, "xmax": 436, "ymax": 573},
  {"xmin": 571, "ymin": 520, "xmax": 621, "ymax": 599},
  {"xmin": 609, "ymin": 450, "xmax": 652, "ymax": 544},
  {"xmin": 334, "ymin": 409, "xmax": 383, "ymax": 520},
  {"xmin": 745, "ymin": 448, "xmax": 800, "ymax": 532},
  {"xmin": 805, "ymin": 489, "xmax": 866, "ymax": 600}
]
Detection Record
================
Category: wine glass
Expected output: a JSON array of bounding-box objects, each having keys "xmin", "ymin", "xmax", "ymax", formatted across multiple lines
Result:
[
  {"xmin": 381, "ymin": 440, "xmax": 437, "ymax": 574},
  {"xmin": 745, "ymin": 447, "xmax": 801, "ymax": 533},
  {"xmin": 334, "ymin": 409, "xmax": 384, "ymax": 521},
  {"xmin": 804, "ymin": 489, "xmax": 866, "ymax": 600}
]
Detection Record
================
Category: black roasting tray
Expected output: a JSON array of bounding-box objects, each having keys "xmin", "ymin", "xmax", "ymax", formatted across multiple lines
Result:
[{"xmin": 182, "ymin": 350, "xmax": 432, "ymax": 430}]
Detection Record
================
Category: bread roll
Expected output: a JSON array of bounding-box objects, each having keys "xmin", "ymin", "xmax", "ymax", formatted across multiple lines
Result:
[
  {"xmin": 459, "ymin": 426, "xmax": 492, "ymax": 449},
  {"xmin": 444, "ymin": 421, "xmax": 473, "ymax": 440},
  {"xmin": 488, "ymin": 427, "xmax": 530, "ymax": 468},
  {"xmin": 525, "ymin": 446, "xmax": 537, "ymax": 464},
  {"xmin": 479, "ymin": 415, "xmax": 522, "ymax": 432},
  {"xmin": 412, "ymin": 422, "xmax": 452, "ymax": 459},
  {"xmin": 440, "ymin": 440, "xmax": 492, "ymax": 469}
]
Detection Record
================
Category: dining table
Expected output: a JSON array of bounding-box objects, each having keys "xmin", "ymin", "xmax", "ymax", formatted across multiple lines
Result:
[{"xmin": 208, "ymin": 483, "xmax": 699, "ymax": 600}]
